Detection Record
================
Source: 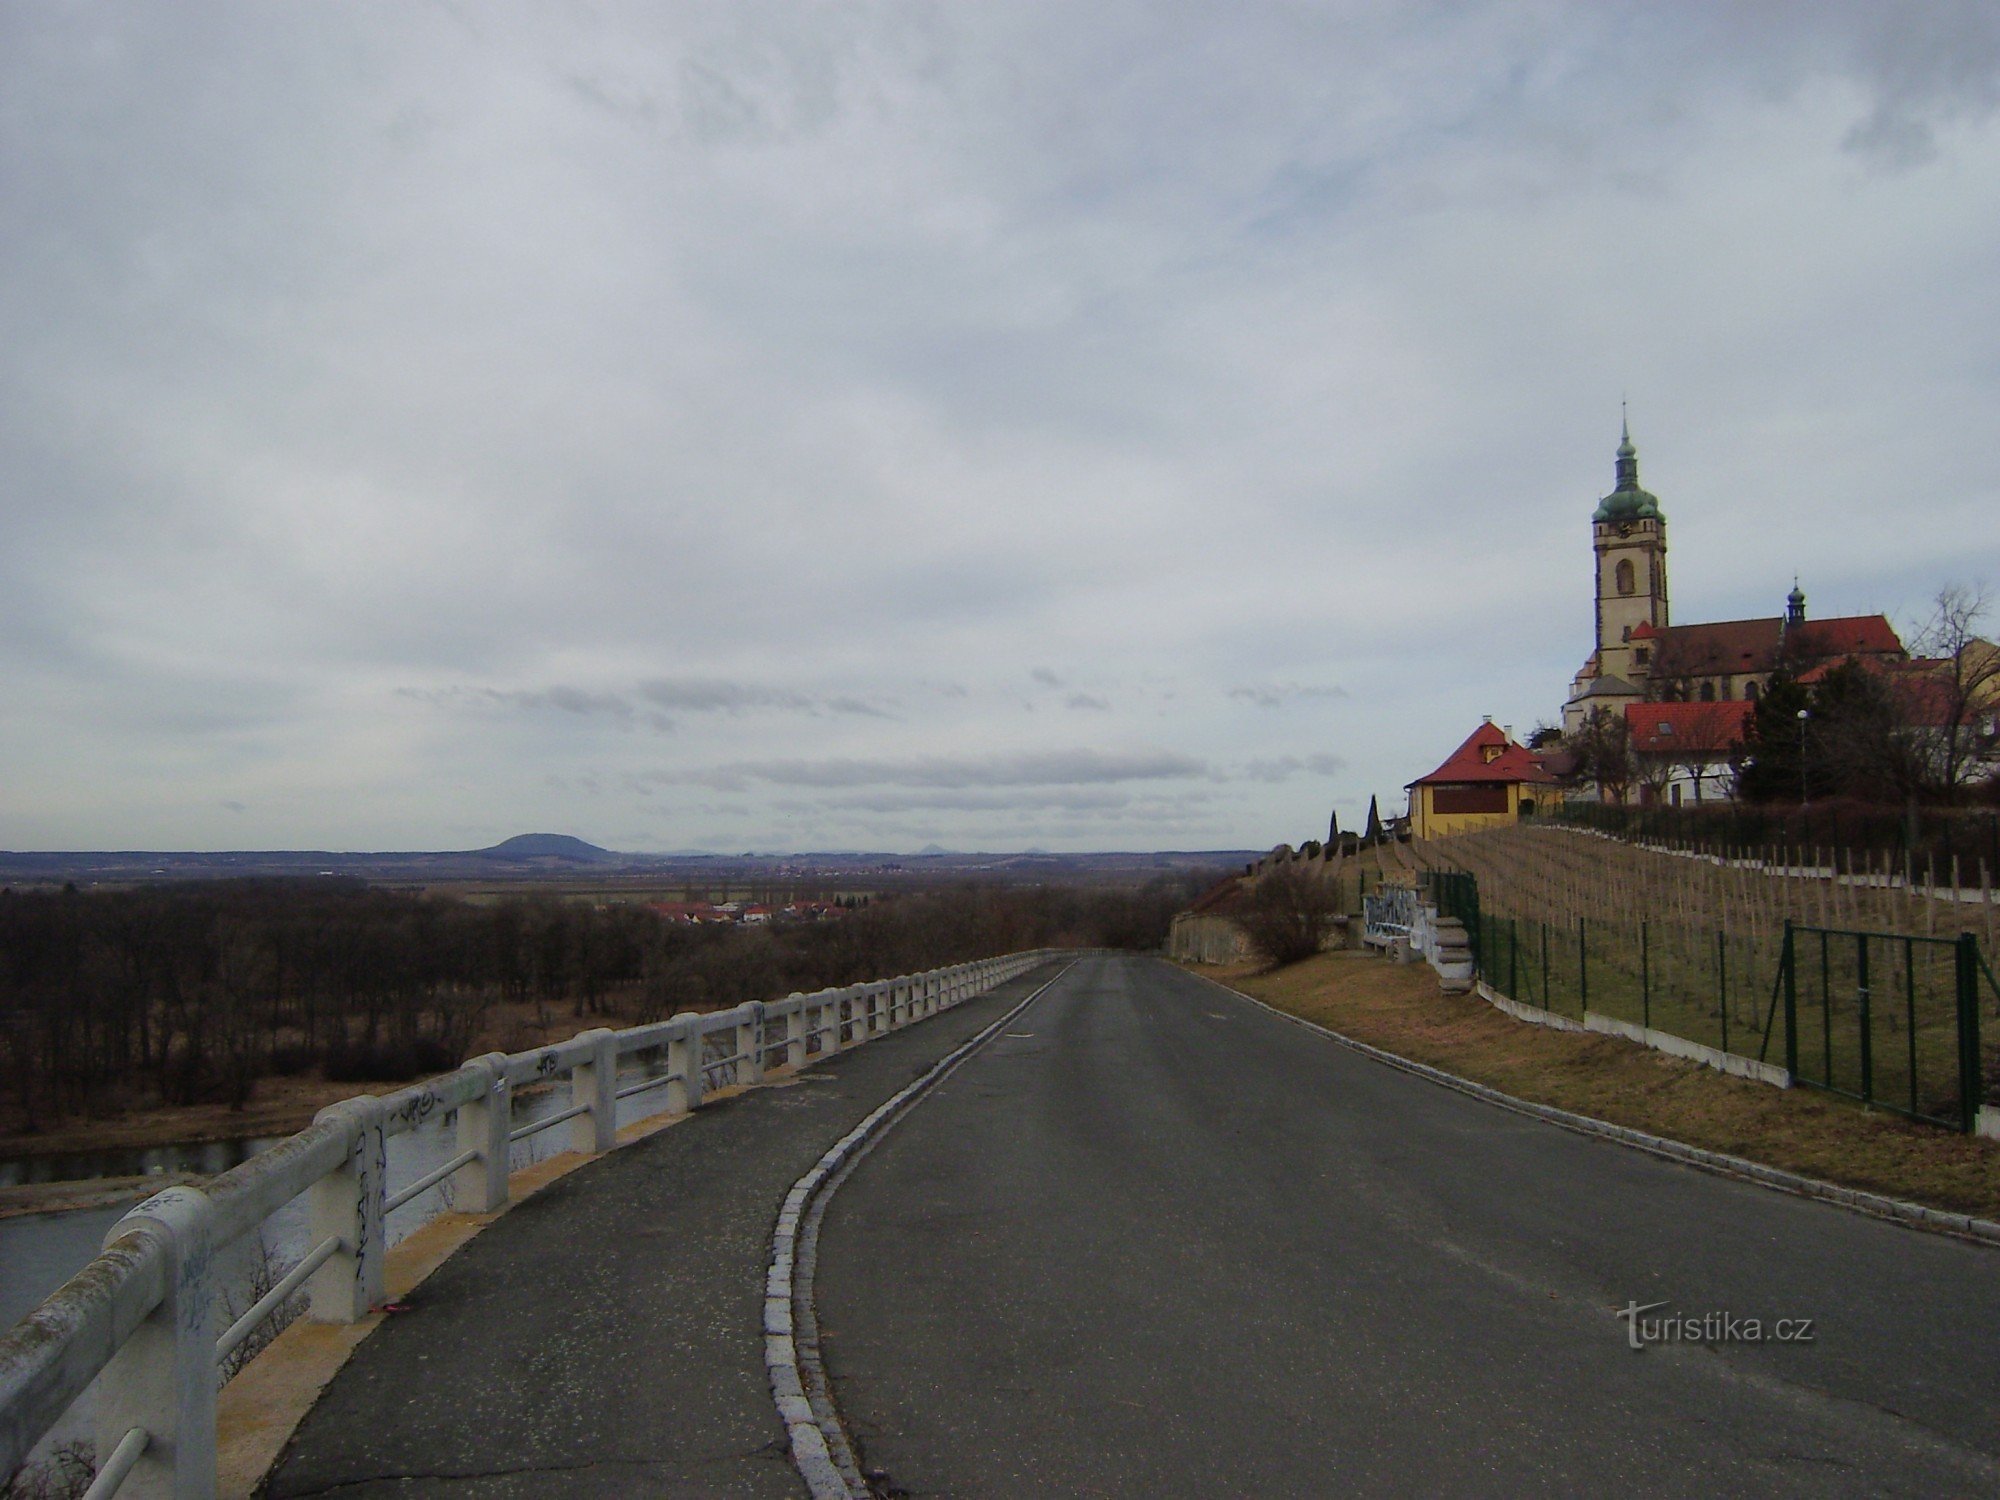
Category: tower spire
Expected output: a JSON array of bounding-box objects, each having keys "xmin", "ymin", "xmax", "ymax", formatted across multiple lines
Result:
[{"xmin": 1615, "ymin": 409, "xmax": 1638, "ymax": 489}]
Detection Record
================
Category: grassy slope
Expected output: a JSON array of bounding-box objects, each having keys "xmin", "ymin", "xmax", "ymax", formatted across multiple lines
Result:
[{"xmin": 1204, "ymin": 949, "xmax": 2000, "ymax": 1222}]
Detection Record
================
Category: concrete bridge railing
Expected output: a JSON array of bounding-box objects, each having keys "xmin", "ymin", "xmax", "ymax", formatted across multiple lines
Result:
[{"xmin": 0, "ymin": 950, "xmax": 1056, "ymax": 1499}]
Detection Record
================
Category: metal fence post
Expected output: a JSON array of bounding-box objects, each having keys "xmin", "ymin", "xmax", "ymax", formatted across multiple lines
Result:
[
  {"xmin": 1856, "ymin": 935, "xmax": 1872, "ymax": 1107},
  {"xmin": 1718, "ymin": 930, "xmax": 1729, "ymax": 1056},
  {"xmin": 308, "ymin": 1096, "xmax": 386, "ymax": 1323},
  {"xmin": 1958, "ymin": 933, "xmax": 1983, "ymax": 1135},
  {"xmin": 1781, "ymin": 921, "xmax": 1798, "ymax": 1080},
  {"xmin": 456, "ymin": 1053, "xmax": 512, "ymax": 1213},
  {"xmin": 1579, "ymin": 918, "xmax": 1589, "ymax": 1015},
  {"xmin": 1640, "ymin": 922, "xmax": 1650, "ymax": 1032},
  {"xmin": 94, "ymin": 1187, "xmax": 217, "ymax": 1500}
]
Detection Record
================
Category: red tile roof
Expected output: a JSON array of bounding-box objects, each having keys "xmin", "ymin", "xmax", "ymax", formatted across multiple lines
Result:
[
  {"xmin": 1625, "ymin": 699, "xmax": 1753, "ymax": 754},
  {"xmin": 1408, "ymin": 722, "xmax": 1559, "ymax": 788},
  {"xmin": 1648, "ymin": 614, "xmax": 1903, "ymax": 679}
]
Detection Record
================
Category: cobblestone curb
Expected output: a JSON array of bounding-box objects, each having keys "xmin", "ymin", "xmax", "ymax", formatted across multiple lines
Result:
[{"xmin": 767, "ymin": 961, "xmax": 1077, "ymax": 1497}]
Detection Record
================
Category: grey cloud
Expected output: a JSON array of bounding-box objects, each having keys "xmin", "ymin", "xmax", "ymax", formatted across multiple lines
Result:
[
  {"xmin": 399, "ymin": 685, "xmax": 639, "ymax": 722},
  {"xmin": 4, "ymin": 5, "xmax": 1995, "ymax": 853},
  {"xmin": 1227, "ymin": 683, "xmax": 1349, "ymax": 709},
  {"xmin": 657, "ymin": 749, "xmax": 1210, "ymax": 794},
  {"xmin": 639, "ymin": 679, "xmax": 813, "ymax": 714},
  {"xmin": 1838, "ymin": 3, "xmax": 2000, "ymax": 166},
  {"xmin": 1066, "ymin": 693, "xmax": 1110, "ymax": 711},
  {"xmin": 826, "ymin": 695, "xmax": 895, "ymax": 719},
  {"xmin": 407, "ymin": 679, "xmax": 892, "ymax": 725},
  {"xmin": 640, "ymin": 679, "xmax": 896, "ymax": 718},
  {"xmin": 1238, "ymin": 754, "xmax": 1346, "ymax": 784}
]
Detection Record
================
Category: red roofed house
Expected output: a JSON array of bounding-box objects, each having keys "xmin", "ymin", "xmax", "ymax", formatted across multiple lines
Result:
[
  {"xmin": 1561, "ymin": 420, "xmax": 1909, "ymax": 737},
  {"xmin": 1625, "ymin": 699, "xmax": 1754, "ymax": 806},
  {"xmin": 1406, "ymin": 720, "xmax": 1559, "ymax": 839}
]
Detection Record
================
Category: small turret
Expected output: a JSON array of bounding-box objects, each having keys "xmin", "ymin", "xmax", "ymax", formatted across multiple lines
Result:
[{"xmin": 1786, "ymin": 580, "xmax": 1806, "ymax": 629}]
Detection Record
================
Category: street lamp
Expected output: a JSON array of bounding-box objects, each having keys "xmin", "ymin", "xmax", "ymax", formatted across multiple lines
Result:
[{"xmin": 1796, "ymin": 708, "xmax": 1809, "ymax": 809}]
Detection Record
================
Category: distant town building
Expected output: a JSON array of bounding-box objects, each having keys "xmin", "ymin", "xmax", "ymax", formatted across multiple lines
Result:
[
  {"xmin": 1405, "ymin": 720, "xmax": 1559, "ymax": 839},
  {"xmin": 1624, "ymin": 699, "xmax": 1754, "ymax": 807}
]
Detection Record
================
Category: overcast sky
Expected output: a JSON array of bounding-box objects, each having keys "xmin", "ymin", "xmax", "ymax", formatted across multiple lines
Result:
[{"xmin": 3, "ymin": 2, "xmax": 1997, "ymax": 855}]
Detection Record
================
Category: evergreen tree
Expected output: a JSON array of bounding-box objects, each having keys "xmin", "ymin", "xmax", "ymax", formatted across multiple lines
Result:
[{"xmin": 1733, "ymin": 670, "xmax": 1809, "ymax": 802}]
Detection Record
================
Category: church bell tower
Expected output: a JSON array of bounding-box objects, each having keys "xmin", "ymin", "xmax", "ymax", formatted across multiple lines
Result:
[{"xmin": 1591, "ymin": 415, "xmax": 1669, "ymax": 687}]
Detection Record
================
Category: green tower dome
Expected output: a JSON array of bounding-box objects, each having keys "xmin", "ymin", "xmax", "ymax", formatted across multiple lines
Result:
[{"xmin": 1591, "ymin": 416, "xmax": 1663, "ymax": 523}]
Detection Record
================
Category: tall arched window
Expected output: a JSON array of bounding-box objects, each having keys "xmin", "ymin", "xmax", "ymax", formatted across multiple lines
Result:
[
  {"xmin": 1615, "ymin": 558, "xmax": 1636, "ymax": 596},
  {"xmin": 1745, "ymin": 680, "xmax": 1761, "ymax": 701},
  {"xmin": 1699, "ymin": 681, "xmax": 1716, "ymax": 702}
]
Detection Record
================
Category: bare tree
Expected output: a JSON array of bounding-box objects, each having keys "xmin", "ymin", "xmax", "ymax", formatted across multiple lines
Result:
[
  {"xmin": 1907, "ymin": 582, "xmax": 2000, "ymax": 801},
  {"xmin": 1234, "ymin": 864, "xmax": 1341, "ymax": 967},
  {"xmin": 1570, "ymin": 708, "xmax": 1634, "ymax": 804}
]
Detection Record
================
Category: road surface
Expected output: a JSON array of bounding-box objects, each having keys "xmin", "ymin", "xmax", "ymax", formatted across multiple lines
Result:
[{"xmin": 814, "ymin": 953, "xmax": 2000, "ymax": 1497}]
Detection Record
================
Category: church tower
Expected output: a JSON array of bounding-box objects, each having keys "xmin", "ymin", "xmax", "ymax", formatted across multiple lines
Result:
[{"xmin": 1590, "ymin": 416, "xmax": 1668, "ymax": 687}]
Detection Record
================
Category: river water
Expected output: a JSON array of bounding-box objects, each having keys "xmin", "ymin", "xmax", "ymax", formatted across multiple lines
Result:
[{"xmin": 0, "ymin": 1057, "xmax": 689, "ymax": 1331}]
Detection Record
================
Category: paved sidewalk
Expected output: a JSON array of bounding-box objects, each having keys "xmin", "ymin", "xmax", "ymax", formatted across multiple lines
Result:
[{"xmin": 263, "ymin": 968, "xmax": 1057, "ymax": 1499}]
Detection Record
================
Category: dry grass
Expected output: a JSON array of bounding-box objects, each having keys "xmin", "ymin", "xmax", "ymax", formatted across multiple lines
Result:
[{"xmin": 1205, "ymin": 949, "xmax": 2000, "ymax": 1222}]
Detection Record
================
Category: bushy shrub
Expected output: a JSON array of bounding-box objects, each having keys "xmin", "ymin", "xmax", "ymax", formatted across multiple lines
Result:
[{"xmin": 1234, "ymin": 864, "xmax": 1341, "ymax": 967}]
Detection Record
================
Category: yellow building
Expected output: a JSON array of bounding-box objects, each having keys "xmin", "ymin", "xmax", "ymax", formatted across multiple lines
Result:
[{"xmin": 1406, "ymin": 721, "xmax": 1558, "ymax": 840}]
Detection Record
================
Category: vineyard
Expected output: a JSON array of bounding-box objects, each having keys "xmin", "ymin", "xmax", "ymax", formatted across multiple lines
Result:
[{"xmin": 1400, "ymin": 825, "xmax": 2000, "ymax": 1128}]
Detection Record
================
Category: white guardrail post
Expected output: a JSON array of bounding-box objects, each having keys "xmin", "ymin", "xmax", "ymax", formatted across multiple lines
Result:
[
  {"xmin": 572, "ymin": 1030, "xmax": 620, "ymax": 1155},
  {"xmin": 94, "ymin": 1187, "xmax": 216, "ymax": 1500},
  {"xmin": 456, "ymin": 1054, "xmax": 512, "ymax": 1213},
  {"xmin": 667, "ymin": 1012, "xmax": 704, "ymax": 1113},
  {"xmin": 784, "ymin": 996, "xmax": 807, "ymax": 1070},
  {"xmin": 738, "ymin": 1002, "xmax": 766, "ymax": 1087},
  {"xmin": 307, "ymin": 1097, "xmax": 386, "ymax": 1324},
  {"xmin": 1, "ymin": 950, "xmax": 1053, "ymax": 1498}
]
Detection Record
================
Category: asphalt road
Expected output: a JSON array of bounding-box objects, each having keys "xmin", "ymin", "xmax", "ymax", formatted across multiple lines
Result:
[
  {"xmin": 814, "ymin": 954, "xmax": 2000, "ymax": 1498},
  {"xmin": 262, "ymin": 968, "xmax": 1063, "ymax": 1499}
]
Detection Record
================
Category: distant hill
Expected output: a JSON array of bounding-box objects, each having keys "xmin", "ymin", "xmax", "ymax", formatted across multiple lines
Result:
[{"xmin": 474, "ymin": 833, "xmax": 618, "ymax": 862}]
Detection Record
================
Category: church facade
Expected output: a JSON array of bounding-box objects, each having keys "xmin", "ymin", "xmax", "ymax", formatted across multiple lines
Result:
[{"xmin": 1561, "ymin": 423, "xmax": 1907, "ymax": 745}]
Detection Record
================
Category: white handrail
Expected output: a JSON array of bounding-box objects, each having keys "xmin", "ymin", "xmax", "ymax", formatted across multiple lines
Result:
[{"xmin": 0, "ymin": 949, "xmax": 1057, "ymax": 1498}]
